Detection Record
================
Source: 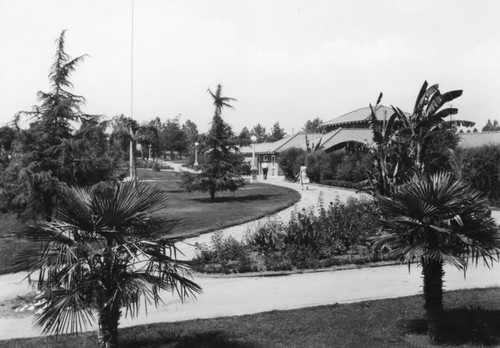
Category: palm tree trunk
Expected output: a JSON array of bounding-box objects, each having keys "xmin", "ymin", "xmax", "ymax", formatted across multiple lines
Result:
[
  {"xmin": 97, "ymin": 305, "xmax": 121, "ymax": 348},
  {"xmin": 422, "ymin": 258, "xmax": 444, "ymax": 341}
]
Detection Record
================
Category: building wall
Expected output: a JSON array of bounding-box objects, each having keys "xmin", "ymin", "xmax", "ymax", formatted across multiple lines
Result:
[{"xmin": 246, "ymin": 153, "xmax": 282, "ymax": 177}]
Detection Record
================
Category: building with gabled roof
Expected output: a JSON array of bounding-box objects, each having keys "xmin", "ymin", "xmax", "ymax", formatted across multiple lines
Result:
[
  {"xmin": 321, "ymin": 105, "xmax": 395, "ymax": 131},
  {"xmin": 238, "ymin": 104, "xmax": 484, "ymax": 178},
  {"xmin": 239, "ymin": 132, "xmax": 323, "ymax": 177},
  {"xmin": 238, "ymin": 105, "xmax": 396, "ymax": 177},
  {"xmin": 321, "ymin": 128, "xmax": 373, "ymax": 151}
]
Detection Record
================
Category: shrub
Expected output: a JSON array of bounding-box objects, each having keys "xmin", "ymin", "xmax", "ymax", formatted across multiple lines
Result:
[
  {"xmin": 285, "ymin": 208, "xmax": 321, "ymax": 249},
  {"xmin": 241, "ymin": 161, "xmax": 251, "ymax": 176},
  {"xmin": 263, "ymin": 252, "xmax": 293, "ymax": 271},
  {"xmin": 152, "ymin": 162, "xmax": 161, "ymax": 172},
  {"xmin": 335, "ymin": 151, "xmax": 374, "ymax": 182},
  {"xmin": 305, "ymin": 151, "xmax": 334, "ymax": 183},
  {"xmin": 252, "ymin": 217, "xmax": 286, "ymax": 251},
  {"xmin": 193, "ymin": 231, "xmax": 254, "ymax": 273},
  {"xmin": 278, "ymin": 148, "xmax": 305, "ymax": 180},
  {"xmin": 460, "ymin": 144, "xmax": 500, "ymax": 204}
]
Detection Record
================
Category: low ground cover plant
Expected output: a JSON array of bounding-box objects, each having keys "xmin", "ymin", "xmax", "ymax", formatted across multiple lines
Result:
[{"xmin": 192, "ymin": 193, "xmax": 387, "ymax": 273}]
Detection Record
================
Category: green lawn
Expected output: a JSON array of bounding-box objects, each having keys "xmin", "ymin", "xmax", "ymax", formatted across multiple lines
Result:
[
  {"xmin": 0, "ymin": 169, "xmax": 299, "ymax": 274},
  {"xmin": 2, "ymin": 287, "xmax": 499, "ymax": 347},
  {"xmin": 137, "ymin": 169, "xmax": 299, "ymax": 238}
]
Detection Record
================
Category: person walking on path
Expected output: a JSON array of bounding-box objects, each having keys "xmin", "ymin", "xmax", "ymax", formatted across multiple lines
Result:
[
  {"xmin": 299, "ymin": 164, "xmax": 309, "ymax": 190},
  {"xmin": 262, "ymin": 162, "xmax": 269, "ymax": 180}
]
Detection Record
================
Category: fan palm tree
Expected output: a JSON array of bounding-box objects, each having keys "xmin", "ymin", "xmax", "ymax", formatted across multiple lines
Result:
[
  {"xmin": 14, "ymin": 181, "xmax": 201, "ymax": 348},
  {"xmin": 374, "ymin": 172, "xmax": 500, "ymax": 341}
]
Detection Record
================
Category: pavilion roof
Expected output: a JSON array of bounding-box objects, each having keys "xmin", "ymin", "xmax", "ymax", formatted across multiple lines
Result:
[{"xmin": 321, "ymin": 105, "xmax": 395, "ymax": 128}]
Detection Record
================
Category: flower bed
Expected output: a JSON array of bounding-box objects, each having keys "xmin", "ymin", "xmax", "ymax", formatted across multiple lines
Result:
[{"xmin": 191, "ymin": 194, "xmax": 390, "ymax": 274}]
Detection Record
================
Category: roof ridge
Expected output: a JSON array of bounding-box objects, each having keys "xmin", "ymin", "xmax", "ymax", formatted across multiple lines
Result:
[
  {"xmin": 322, "ymin": 105, "xmax": 394, "ymax": 127},
  {"xmin": 321, "ymin": 128, "xmax": 342, "ymax": 142},
  {"xmin": 274, "ymin": 132, "xmax": 302, "ymax": 152},
  {"xmin": 331, "ymin": 104, "xmax": 390, "ymax": 119}
]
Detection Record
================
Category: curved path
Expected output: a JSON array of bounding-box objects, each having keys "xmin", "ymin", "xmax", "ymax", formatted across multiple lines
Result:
[{"xmin": 0, "ymin": 165, "xmax": 499, "ymax": 340}]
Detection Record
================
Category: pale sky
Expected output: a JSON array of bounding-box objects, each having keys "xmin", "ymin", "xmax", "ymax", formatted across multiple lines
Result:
[{"xmin": 1, "ymin": 0, "xmax": 500, "ymax": 135}]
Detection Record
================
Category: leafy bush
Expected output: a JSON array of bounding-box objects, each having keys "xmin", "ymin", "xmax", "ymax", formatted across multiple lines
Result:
[
  {"xmin": 285, "ymin": 208, "xmax": 321, "ymax": 249},
  {"xmin": 278, "ymin": 148, "xmax": 305, "ymax": 180},
  {"xmin": 262, "ymin": 252, "xmax": 294, "ymax": 271},
  {"xmin": 334, "ymin": 151, "xmax": 374, "ymax": 182},
  {"xmin": 152, "ymin": 162, "xmax": 161, "ymax": 172},
  {"xmin": 193, "ymin": 231, "xmax": 255, "ymax": 273},
  {"xmin": 241, "ymin": 161, "xmax": 251, "ymax": 176},
  {"xmin": 252, "ymin": 217, "xmax": 286, "ymax": 251},
  {"xmin": 459, "ymin": 145, "xmax": 500, "ymax": 205},
  {"xmin": 305, "ymin": 151, "xmax": 335, "ymax": 183}
]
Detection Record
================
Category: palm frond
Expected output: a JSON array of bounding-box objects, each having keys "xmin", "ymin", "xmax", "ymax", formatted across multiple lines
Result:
[
  {"xmin": 34, "ymin": 288, "xmax": 94, "ymax": 335},
  {"xmin": 374, "ymin": 171, "xmax": 500, "ymax": 270},
  {"xmin": 413, "ymin": 80, "xmax": 429, "ymax": 114}
]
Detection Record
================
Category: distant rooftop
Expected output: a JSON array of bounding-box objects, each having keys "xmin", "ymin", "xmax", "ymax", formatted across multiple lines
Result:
[
  {"xmin": 239, "ymin": 132, "xmax": 323, "ymax": 154},
  {"xmin": 321, "ymin": 128, "xmax": 373, "ymax": 150},
  {"xmin": 321, "ymin": 105, "xmax": 395, "ymax": 128}
]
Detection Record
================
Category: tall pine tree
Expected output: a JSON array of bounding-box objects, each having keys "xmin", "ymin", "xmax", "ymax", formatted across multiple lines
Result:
[{"xmin": 0, "ymin": 31, "xmax": 119, "ymax": 218}]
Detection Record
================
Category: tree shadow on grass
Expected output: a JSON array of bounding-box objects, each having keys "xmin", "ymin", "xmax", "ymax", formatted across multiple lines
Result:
[
  {"xmin": 192, "ymin": 194, "xmax": 278, "ymax": 204},
  {"xmin": 120, "ymin": 329, "xmax": 257, "ymax": 348},
  {"xmin": 402, "ymin": 308, "xmax": 500, "ymax": 346}
]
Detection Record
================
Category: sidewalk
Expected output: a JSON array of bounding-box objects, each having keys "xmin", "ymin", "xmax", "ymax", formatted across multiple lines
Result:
[
  {"xmin": 1, "ymin": 263, "xmax": 499, "ymax": 340},
  {"xmin": 0, "ymin": 165, "xmax": 499, "ymax": 340}
]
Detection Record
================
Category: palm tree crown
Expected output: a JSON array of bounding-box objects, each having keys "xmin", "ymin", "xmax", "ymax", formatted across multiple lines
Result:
[
  {"xmin": 375, "ymin": 172, "xmax": 499, "ymax": 269},
  {"xmin": 15, "ymin": 181, "xmax": 201, "ymax": 346}
]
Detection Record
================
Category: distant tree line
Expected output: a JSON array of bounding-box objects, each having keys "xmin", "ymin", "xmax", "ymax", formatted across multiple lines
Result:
[{"xmin": 482, "ymin": 119, "xmax": 500, "ymax": 132}]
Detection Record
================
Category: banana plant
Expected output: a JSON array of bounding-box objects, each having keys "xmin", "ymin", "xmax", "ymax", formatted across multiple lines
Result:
[
  {"xmin": 390, "ymin": 81, "xmax": 473, "ymax": 172},
  {"xmin": 366, "ymin": 92, "xmax": 410, "ymax": 196}
]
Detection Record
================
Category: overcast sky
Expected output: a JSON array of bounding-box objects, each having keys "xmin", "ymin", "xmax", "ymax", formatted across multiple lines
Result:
[{"xmin": 1, "ymin": 0, "xmax": 499, "ymax": 135}]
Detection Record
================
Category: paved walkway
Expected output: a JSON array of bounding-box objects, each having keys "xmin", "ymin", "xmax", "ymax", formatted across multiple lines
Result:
[{"xmin": 0, "ymin": 165, "xmax": 499, "ymax": 340}]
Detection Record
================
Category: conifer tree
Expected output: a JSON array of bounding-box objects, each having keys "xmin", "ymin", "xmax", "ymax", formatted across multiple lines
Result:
[
  {"xmin": 179, "ymin": 84, "xmax": 246, "ymax": 201},
  {"xmin": 0, "ymin": 31, "xmax": 119, "ymax": 218}
]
